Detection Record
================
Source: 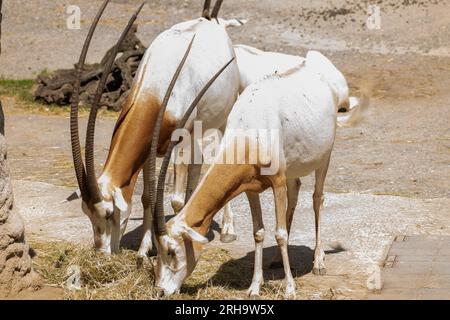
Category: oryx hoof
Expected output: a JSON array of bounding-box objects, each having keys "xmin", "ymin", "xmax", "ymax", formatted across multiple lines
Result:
[
  {"xmin": 284, "ymin": 282, "xmax": 296, "ymax": 300},
  {"xmin": 155, "ymin": 287, "xmax": 165, "ymax": 299},
  {"xmin": 246, "ymin": 284, "xmax": 262, "ymax": 299},
  {"xmin": 312, "ymin": 266, "xmax": 327, "ymax": 275},
  {"xmin": 220, "ymin": 233, "xmax": 237, "ymax": 243}
]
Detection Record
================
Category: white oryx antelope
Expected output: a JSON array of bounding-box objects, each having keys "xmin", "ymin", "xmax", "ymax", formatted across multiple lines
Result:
[
  {"xmin": 169, "ymin": 43, "xmax": 360, "ymax": 244},
  {"xmin": 146, "ymin": 50, "xmax": 369, "ymax": 298},
  {"xmin": 69, "ymin": 0, "xmax": 241, "ymax": 254}
]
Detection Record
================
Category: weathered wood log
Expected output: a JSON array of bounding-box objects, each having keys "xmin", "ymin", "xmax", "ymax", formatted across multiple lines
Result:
[{"xmin": 34, "ymin": 24, "xmax": 146, "ymax": 111}]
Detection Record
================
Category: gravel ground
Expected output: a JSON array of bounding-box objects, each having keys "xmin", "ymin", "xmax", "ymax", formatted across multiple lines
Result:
[
  {"xmin": 1, "ymin": 0, "xmax": 450, "ymax": 78},
  {"xmin": 12, "ymin": 179, "xmax": 450, "ymax": 299}
]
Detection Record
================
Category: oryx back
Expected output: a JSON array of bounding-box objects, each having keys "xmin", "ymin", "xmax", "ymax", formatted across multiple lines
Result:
[
  {"xmin": 134, "ymin": 18, "xmax": 239, "ymax": 130},
  {"xmin": 234, "ymin": 44, "xmax": 305, "ymax": 92},
  {"xmin": 225, "ymin": 63, "xmax": 338, "ymax": 178}
]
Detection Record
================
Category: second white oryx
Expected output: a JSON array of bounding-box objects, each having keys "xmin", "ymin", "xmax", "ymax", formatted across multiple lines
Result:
[
  {"xmin": 69, "ymin": 0, "xmax": 240, "ymax": 254},
  {"xmin": 144, "ymin": 50, "xmax": 369, "ymax": 298},
  {"xmin": 169, "ymin": 42, "xmax": 360, "ymax": 244}
]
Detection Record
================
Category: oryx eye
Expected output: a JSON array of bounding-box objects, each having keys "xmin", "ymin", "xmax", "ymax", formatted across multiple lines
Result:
[{"xmin": 167, "ymin": 249, "xmax": 179, "ymax": 270}]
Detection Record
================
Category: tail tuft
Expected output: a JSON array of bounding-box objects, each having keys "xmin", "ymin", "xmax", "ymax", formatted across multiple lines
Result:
[{"xmin": 337, "ymin": 88, "xmax": 371, "ymax": 128}]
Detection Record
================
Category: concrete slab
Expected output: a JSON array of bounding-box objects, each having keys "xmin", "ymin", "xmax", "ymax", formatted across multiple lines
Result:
[
  {"xmin": 369, "ymin": 235, "xmax": 450, "ymax": 300},
  {"xmin": 369, "ymin": 288, "xmax": 450, "ymax": 300}
]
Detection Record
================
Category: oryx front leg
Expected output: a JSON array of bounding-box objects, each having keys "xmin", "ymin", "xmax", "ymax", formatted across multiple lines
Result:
[
  {"xmin": 184, "ymin": 137, "xmax": 203, "ymax": 203},
  {"xmin": 272, "ymin": 176, "xmax": 296, "ymax": 299},
  {"xmin": 137, "ymin": 160, "xmax": 155, "ymax": 267},
  {"xmin": 220, "ymin": 202, "xmax": 237, "ymax": 243},
  {"xmin": 270, "ymin": 178, "xmax": 301, "ymax": 268},
  {"xmin": 312, "ymin": 156, "xmax": 330, "ymax": 276},
  {"xmin": 119, "ymin": 207, "xmax": 132, "ymax": 239},
  {"xmin": 245, "ymin": 191, "xmax": 264, "ymax": 299},
  {"xmin": 137, "ymin": 205, "xmax": 154, "ymax": 267},
  {"xmin": 171, "ymin": 162, "xmax": 188, "ymax": 213}
]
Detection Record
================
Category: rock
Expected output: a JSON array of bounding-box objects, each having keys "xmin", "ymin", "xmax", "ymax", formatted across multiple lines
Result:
[{"xmin": 0, "ymin": 113, "xmax": 41, "ymax": 298}]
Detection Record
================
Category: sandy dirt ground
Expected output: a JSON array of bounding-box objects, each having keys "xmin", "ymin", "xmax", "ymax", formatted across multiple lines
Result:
[{"xmin": 1, "ymin": 0, "xmax": 450, "ymax": 299}]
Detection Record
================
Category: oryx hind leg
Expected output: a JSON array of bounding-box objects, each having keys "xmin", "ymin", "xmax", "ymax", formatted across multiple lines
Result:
[
  {"xmin": 184, "ymin": 136, "xmax": 203, "ymax": 203},
  {"xmin": 270, "ymin": 178, "xmax": 301, "ymax": 268},
  {"xmin": 137, "ymin": 160, "xmax": 155, "ymax": 266},
  {"xmin": 312, "ymin": 153, "xmax": 331, "ymax": 276},
  {"xmin": 171, "ymin": 162, "xmax": 188, "ymax": 213},
  {"xmin": 271, "ymin": 174, "xmax": 296, "ymax": 299},
  {"xmin": 245, "ymin": 191, "xmax": 264, "ymax": 299}
]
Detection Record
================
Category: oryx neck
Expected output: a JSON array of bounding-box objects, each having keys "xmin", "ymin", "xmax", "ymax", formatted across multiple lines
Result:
[{"xmin": 183, "ymin": 163, "xmax": 261, "ymax": 236}]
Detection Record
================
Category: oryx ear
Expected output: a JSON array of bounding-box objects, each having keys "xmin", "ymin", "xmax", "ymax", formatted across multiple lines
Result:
[
  {"xmin": 62, "ymin": 189, "xmax": 81, "ymax": 203},
  {"xmin": 221, "ymin": 18, "xmax": 248, "ymax": 28},
  {"xmin": 181, "ymin": 225, "xmax": 209, "ymax": 244}
]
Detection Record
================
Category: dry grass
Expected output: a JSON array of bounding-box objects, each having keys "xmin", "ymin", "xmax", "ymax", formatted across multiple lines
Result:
[
  {"xmin": 31, "ymin": 242, "xmax": 156, "ymax": 300},
  {"xmin": 30, "ymin": 241, "xmax": 365, "ymax": 300},
  {"xmin": 30, "ymin": 241, "xmax": 266, "ymax": 300}
]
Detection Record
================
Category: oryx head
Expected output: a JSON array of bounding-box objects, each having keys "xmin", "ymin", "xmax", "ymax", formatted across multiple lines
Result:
[
  {"xmin": 69, "ymin": 0, "xmax": 145, "ymax": 253},
  {"xmin": 154, "ymin": 217, "xmax": 208, "ymax": 296}
]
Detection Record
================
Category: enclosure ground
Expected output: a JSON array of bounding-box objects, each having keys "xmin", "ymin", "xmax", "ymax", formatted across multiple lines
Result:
[
  {"xmin": 1, "ymin": 0, "xmax": 450, "ymax": 299},
  {"xmin": 368, "ymin": 235, "xmax": 450, "ymax": 300}
]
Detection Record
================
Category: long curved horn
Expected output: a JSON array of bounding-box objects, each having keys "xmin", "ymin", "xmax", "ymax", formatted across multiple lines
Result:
[
  {"xmin": 211, "ymin": 0, "xmax": 223, "ymax": 19},
  {"xmin": 202, "ymin": 0, "xmax": 211, "ymax": 19},
  {"xmin": 144, "ymin": 35, "xmax": 195, "ymax": 236},
  {"xmin": 154, "ymin": 57, "xmax": 235, "ymax": 236},
  {"xmin": 0, "ymin": 0, "xmax": 3, "ymax": 55},
  {"xmin": 71, "ymin": 0, "xmax": 110, "ymax": 201},
  {"xmin": 84, "ymin": 1, "xmax": 146, "ymax": 203}
]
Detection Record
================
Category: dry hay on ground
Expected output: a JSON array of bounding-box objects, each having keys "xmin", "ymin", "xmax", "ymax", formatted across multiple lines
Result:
[
  {"xmin": 30, "ymin": 241, "xmax": 271, "ymax": 300},
  {"xmin": 30, "ymin": 241, "xmax": 362, "ymax": 300},
  {"xmin": 31, "ymin": 242, "xmax": 155, "ymax": 300},
  {"xmin": 32, "ymin": 241, "xmax": 248, "ymax": 300}
]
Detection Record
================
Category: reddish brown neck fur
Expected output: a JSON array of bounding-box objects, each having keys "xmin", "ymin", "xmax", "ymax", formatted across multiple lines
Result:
[
  {"xmin": 182, "ymin": 162, "xmax": 269, "ymax": 236},
  {"xmin": 101, "ymin": 91, "xmax": 177, "ymax": 204}
]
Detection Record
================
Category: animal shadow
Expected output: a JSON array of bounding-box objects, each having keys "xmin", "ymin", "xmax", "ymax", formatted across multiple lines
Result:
[
  {"xmin": 204, "ymin": 244, "xmax": 346, "ymax": 291},
  {"xmin": 206, "ymin": 245, "xmax": 314, "ymax": 290}
]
